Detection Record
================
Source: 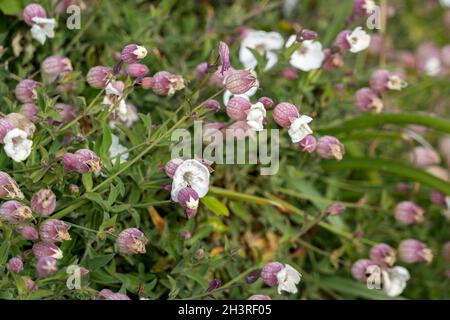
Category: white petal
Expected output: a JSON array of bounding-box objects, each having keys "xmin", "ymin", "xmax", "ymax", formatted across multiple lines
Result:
[
  {"xmin": 289, "ymin": 41, "xmax": 325, "ymax": 71},
  {"xmin": 30, "ymin": 25, "xmax": 47, "ymax": 44},
  {"xmin": 171, "ymin": 159, "xmax": 210, "ymax": 201},
  {"xmin": 288, "ymin": 116, "xmax": 313, "ymax": 143},
  {"xmin": 347, "ymin": 27, "xmax": 371, "ymax": 53}
]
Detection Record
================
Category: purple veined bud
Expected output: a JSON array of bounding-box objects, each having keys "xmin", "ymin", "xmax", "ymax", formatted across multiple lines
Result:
[
  {"xmin": 351, "ymin": 259, "xmax": 377, "ymax": 282},
  {"xmin": 141, "ymin": 77, "xmax": 154, "ymax": 89},
  {"xmin": 0, "ymin": 118, "xmax": 15, "ymax": 143},
  {"xmin": 41, "ymin": 56, "xmax": 73, "ymax": 83},
  {"xmin": 195, "ymin": 248, "xmax": 205, "ymax": 260},
  {"xmin": 31, "ymin": 189, "xmax": 57, "ymax": 217},
  {"xmin": 97, "ymin": 289, "xmax": 131, "ymax": 300},
  {"xmin": 352, "ymin": 0, "xmax": 376, "ymax": 16},
  {"xmin": 273, "ymin": 102, "xmax": 300, "ymax": 128},
  {"xmin": 62, "ymin": 149, "xmax": 102, "ymax": 174},
  {"xmin": 0, "ymin": 171, "xmax": 24, "ymax": 200},
  {"xmin": 177, "ymin": 187, "xmax": 200, "ymax": 219},
  {"xmin": 442, "ymin": 242, "xmax": 450, "ymax": 263},
  {"xmin": 248, "ymin": 295, "xmax": 272, "ymax": 300},
  {"xmin": 261, "ymin": 261, "xmax": 284, "ymax": 287},
  {"xmin": 226, "ymin": 96, "xmax": 251, "ymax": 120},
  {"xmin": 355, "ymin": 88, "xmax": 383, "ymax": 113},
  {"xmin": 15, "ymin": 79, "xmax": 38, "ymax": 103},
  {"xmin": 203, "ymin": 99, "xmax": 221, "ymax": 112},
  {"xmin": 164, "ymin": 158, "xmax": 184, "ymax": 178},
  {"xmin": 20, "ymin": 103, "xmax": 39, "ymax": 122},
  {"xmin": 22, "ymin": 3, "xmax": 47, "ymax": 26},
  {"xmin": 317, "ymin": 136, "xmax": 345, "ymax": 161},
  {"xmin": 36, "ymin": 256, "xmax": 58, "ymax": 278},
  {"xmin": 322, "ymin": 48, "xmax": 344, "ymax": 71},
  {"xmin": 180, "ymin": 229, "xmax": 192, "ymax": 240},
  {"xmin": 86, "ymin": 66, "xmax": 112, "ymax": 89},
  {"xmin": 224, "ymin": 69, "xmax": 257, "ymax": 95},
  {"xmin": 207, "ymin": 279, "xmax": 221, "ymax": 292},
  {"xmin": 333, "ymin": 30, "xmax": 352, "ymax": 51},
  {"xmin": 394, "ymin": 201, "xmax": 424, "ymax": 225},
  {"xmin": 69, "ymin": 184, "xmax": 79, "ymax": 194},
  {"xmin": 117, "ymin": 228, "xmax": 148, "ymax": 255},
  {"xmin": 32, "ymin": 241, "xmax": 63, "ymax": 259},
  {"xmin": 281, "ymin": 67, "xmax": 299, "ymax": 80},
  {"xmin": 196, "ymin": 62, "xmax": 209, "ymax": 81},
  {"xmin": 398, "ymin": 239, "xmax": 433, "ymax": 264},
  {"xmin": 8, "ymin": 257, "xmax": 24, "ymax": 274},
  {"xmin": 0, "ymin": 201, "xmax": 32, "ymax": 223},
  {"xmin": 23, "ymin": 277, "xmax": 38, "ymax": 292},
  {"xmin": 121, "ymin": 44, "xmax": 148, "ymax": 64},
  {"xmin": 370, "ymin": 69, "xmax": 407, "ymax": 93},
  {"xmin": 53, "ymin": 103, "xmax": 76, "ymax": 125},
  {"xmin": 15, "ymin": 223, "xmax": 39, "ymax": 240},
  {"xmin": 258, "ymin": 97, "xmax": 274, "ymax": 109},
  {"xmin": 369, "ymin": 243, "xmax": 396, "ymax": 267},
  {"xmin": 126, "ymin": 63, "xmax": 149, "ymax": 78},
  {"xmin": 298, "ymin": 29, "xmax": 318, "ymax": 41},
  {"xmin": 39, "ymin": 219, "xmax": 71, "ymax": 243},
  {"xmin": 246, "ymin": 269, "xmax": 262, "ymax": 284},
  {"xmin": 5, "ymin": 113, "xmax": 36, "ymax": 138},
  {"xmin": 430, "ymin": 190, "xmax": 446, "ymax": 206},
  {"xmin": 152, "ymin": 71, "xmax": 186, "ymax": 96},
  {"xmin": 409, "ymin": 147, "xmax": 440, "ymax": 168},
  {"xmin": 298, "ymin": 135, "xmax": 317, "ymax": 153},
  {"xmin": 325, "ymin": 203, "xmax": 346, "ymax": 216},
  {"xmin": 219, "ymin": 41, "xmax": 231, "ymax": 75}
]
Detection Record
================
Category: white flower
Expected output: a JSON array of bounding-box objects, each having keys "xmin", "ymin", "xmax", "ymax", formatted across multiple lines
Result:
[
  {"xmin": 346, "ymin": 27, "xmax": 371, "ymax": 53},
  {"xmin": 239, "ymin": 30, "xmax": 284, "ymax": 71},
  {"xmin": 440, "ymin": 0, "xmax": 450, "ymax": 8},
  {"xmin": 381, "ymin": 266, "xmax": 410, "ymax": 297},
  {"xmin": 288, "ymin": 115, "xmax": 313, "ymax": 143},
  {"xmin": 276, "ymin": 264, "xmax": 302, "ymax": 294},
  {"xmin": 424, "ymin": 57, "xmax": 442, "ymax": 76},
  {"xmin": 288, "ymin": 37, "xmax": 325, "ymax": 72},
  {"xmin": 246, "ymin": 102, "xmax": 266, "ymax": 132},
  {"xmin": 387, "ymin": 75, "xmax": 408, "ymax": 91},
  {"xmin": 171, "ymin": 159, "xmax": 210, "ymax": 202},
  {"xmin": 363, "ymin": 0, "xmax": 377, "ymax": 13},
  {"xmin": 109, "ymin": 135, "xmax": 129, "ymax": 165},
  {"xmin": 3, "ymin": 129, "xmax": 33, "ymax": 163},
  {"xmin": 103, "ymin": 83, "xmax": 127, "ymax": 117},
  {"xmin": 51, "ymin": 247, "xmax": 64, "ymax": 259},
  {"xmin": 223, "ymin": 71, "xmax": 259, "ymax": 105},
  {"xmin": 30, "ymin": 17, "xmax": 56, "ymax": 45}
]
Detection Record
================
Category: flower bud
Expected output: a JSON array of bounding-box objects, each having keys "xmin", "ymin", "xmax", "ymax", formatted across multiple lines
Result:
[
  {"xmin": 273, "ymin": 102, "xmax": 300, "ymax": 128},
  {"xmin": 141, "ymin": 77, "xmax": 154, "ymax": 89},
  {"xmin": 207, "ymin": 279, "xmax": 221, "ymax": 292},
  {"xmin": 224, "ymin": 69, "xmax": 257, "ymax": 95},
  {"xmin": 5, "ymin": 113, "xmax": 35, "ymax": 139},
  {"xmin": 180, "ymin": 230, "xmax": 191, "ymax": 240},
  {"xmin": 177, "ymin": 187, "xmax": 200, "ymax": 219},
  {"xmin": 196, "ymin": 62, "xmax": 209, "ymax": 81},
  {"xmin": 31, "ymin": 189, "xmax": 57, "ymax": 217},
  {"xmin": 261, "ymin": 262, "xmax": 284, "ymax": 286},
  {"xmin": 394, "ymin": 201, "xmax": 424, "ymax": 224},
  {"xmin": 246, "ymin": 269, "xmax": 262, "ymax": 284},
  {"xmin": 32, "ymin": 241, "xmax": 63, "ymax": 259},
  {"xmin": 23, "ymin": 4, "xmax": 47, "ymax": 26},
  {"xmin": 352, "ymin": 0, "xmax": 376, "ymax": 16},
  {"xmin": 42, "ymin": 56, "xmax": 73, "ymax": 83},
  {"xmin": 323, "ymin": 48, "xmax": 344, "ymax": 71},
  {"xmin": 86, "ymin": 66, "xmax": 112, "ymax": 89},
  {"xmin": 299, "ymin": 29, "xmax": 318, "ymax": 41},
  {"xmin": 298, "ymin": 135, "xmax": 317, "ymax": 153},
  {"xmin": 430, "ymin": 190, "xmax": 446, "ymax": 206},
  {"xmin": 355, "ymin": 88, "xmax": 383, "ymax": 113},
  {"xmin": 398, "ymin": 239, "xmax": 433, "ymax": 264},
  {"xmin": 15, "ymin": 223, "xmax": 39, "ymax": 240},
  {"xmin": 62, "ymin": 149, "xmax": 102, "ymax": 174},
  {"xmin": 351, "ymin": 259, "xmax": 377, "ymax": 282},
  {"xmin": 39, "ymin": 219, "xmax": 71, "ymax": 242},
  {"xmin": 325, "ymin": 203, "xmax": 346, "ymax": 216},
  {"xmin": 369, "ymin": 243, "xmax": 396, "ymax": 267},
  {"xmin": 164, "ymin": 158, "xmax": 183, "ymax": 178},
  {"xmin": 203, "ymin": 99, "xmax": 221, "ymax": 112},
  {"xmin": 219, "ymin": 41, "xmax": 231, "ymax": 75},
  {"xmin": 409, "ymin": 147, "xmax": 440, "ymax": 168},
  {"xmin": 0, "ymin": 118, "xmax": 15, "ymax": 143},
  {"xmin": 36, "ymin": 256, "xmax": 58, "ymax": 278},
  {"xmin": 248, "ymin": 295, "xmax": 272, "ymax": 300},
  {"xmin": 0, "ymin": 201, "xmax": 32, "ymax": 223},
  {"xmin": 126, "ymin": 63, "xmax": 149, "ymax": 78},
  {"xmin": 97, "ymin": 289, "xmax": 131, "ymax": 300},
  {"xmin": 8, "ymin": 257, "xmax": 23, "ymax": 274},
  {"xmin": 151, "ymin": 71, "xmax": 185, "ymax": 96},
  {"xmin": 69, "ymin": 184, "xmax": 79, "ymax": 194},
  {"xmin": 117, "ymin": 228, "xmax": 148, "ymax": 255},
  {"xmin": 317, "ymin": 136, "xmax": 345, "ymax": 160},
  {"xmin": 15, "ymin": 79, "xmax": 38, "ymax": 103},
  {"xmin": 226, "ymin": 96, "xmax": 251, "ymax": 120},
  {"xmin": 370, "ymin": 69, "xmax": 407, "ymax": 93},
  {"xmin": 20, "ymin": 103, "xmax": 39, "ymax": 122},
  {"xmin": 195, "ymin": 248, "xmax": 205, "ymax": 260},
  {"xmin": 121, "ymin": 44, "xmax": 147, "ymax": 63},
  {"xmin": 0, "ymin": 171, "xmax": 24, "ymax": 199},
  {"xmin": 334, "ymin": 30, "xmax": 352, "ymax": 51},
  {"xmin": 258, "ymin": 97, "xmax": 274, "ymax": 109},
  {"xmin": 23, "ymin": 277, "xmax": 37, "ymax": 292}
]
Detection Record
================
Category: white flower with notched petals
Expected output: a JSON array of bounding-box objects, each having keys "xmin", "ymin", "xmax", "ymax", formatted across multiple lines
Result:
[
  {"xmin": 246, "ymin": 102, "xmax": 266, "ymax": 132},
  {"xmin": 3, "ymin": 129, "xmax": 33, "ymax": 163},
  {"xmin": 171, "ymin": 159, "xmax": 210, "ymax": 202},
  {"xmin": 276, "ymin": 264, "xmax": 302, "ymax": 294},
  {"xmin": 30, "ymin": 17, "xmax": 56, "ymax": 45},
  {"xmin": 346, "ymin": 27, "xmax": 371, "ymax": 53},
  {"xmin": 109, "ymin": 135, "xmax": 129, "ymax": 165},
  {"xmin": 103, "ymin": 83, "xmax": 127, "ymax": 115},
  {"xmin": 239, "ymin": 30, "xmax": 284, "ymax": 71},
  {"xmin": 288, "ymin": 115, "xmax": 313, "ymax": 143},
  {"xmin": 287, "ymin": 35, "xmax": 325, "ymax": 71},
  {"xmin": 381, "ymin": 266, "xmax": 410, "ymax": 297}
]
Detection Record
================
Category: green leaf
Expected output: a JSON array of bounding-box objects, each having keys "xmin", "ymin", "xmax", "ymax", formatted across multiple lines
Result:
[
  {"xmin": 0, "ymin": 0, "xmax": 22, "ymax": 16},
  {"xmin": 85, "ymin": 254, "xmax": 115, "ymax": 271},
  {"xmin": 82, "ymin": 173, "xmax": 93, "ymax": 191},
  {"xmin": 84, "ymin": 192, "xmax": 110, "ymax": 210},
  {"xmin": 201, "ymin": 195, "xmax": 229, "ymax": 216}
]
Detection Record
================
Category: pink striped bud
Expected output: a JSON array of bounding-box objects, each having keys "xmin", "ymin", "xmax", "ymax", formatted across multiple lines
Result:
[
  {"xmin": 203, "ymin": 99, "xmax": 221, "ymax": 112},
  {"xmin": 97, "ymin": 289, "xmax": 131, "ymax": 300},
  {"xmin": 117, "ymin": 228, "xmax": 148, "ymax": 255},
  {"xmin": 325, "ymin": 203, "xmax": 346, "ymax": 216},
  {"xmin": 196, "ymin": 62, "xmax": 209, "ymax": 81},
  {"xmin": 121, "ymin": 44, "xmax": 147, "ymax": 64},
  {"xmin": 177, "ymin": 187, "xmax": 200, "ymax": 219},
  {"xmin": 334, "ymin": 30, "xmax": 352, "ymax": 51},
  {"xmin": 248, "ymin": 295, "xmax": 272, "ymax": 300},
  {"xmin": 0, "ymin": 171, "xmax": 24, "ymax": 199},
  {"xmin": 53, "ymin": 103, "xmax": 76, "ymax": 125},
  {"xmin": 351, "ymin": 259, "xmax": 377, "ymax": 282},
  {"xmin": 15, "ymin": 223, "xmax": 39, "ymax": 240},
  {"xmin": 369, "ymin": 243, "xmax": 396, "ymax": 267},
  {"xmin": 32, "ymin": 241, "xmax": 63, "ymax": 259},
  {"xmin": 31, "ymin": 189, "xmax": 57, "ymax": 216},
  {"xmin": 126, "ymin": 63, "xmax": 149, "ymax": 77},
  {"xmin": 219, "ymin": 41, "xmax": 231, "ymax": 75},
  {"xmin": 62, "ymin": 149, "xmax": 102, "ymax": 174},
  {"xmin": 298, "ymin": 135, "xmax": 317, "ymax": 153},
  {"xmin": 226, "ymin": 96, "xmax": 251, "ymax": 120},
  {"xmin": 15, "ymin": 79, "xmax": 38, "ymax": 103},
  {"xmin": 258, "ymin": 97, "xmax": 274, "ymax": 109},
  {"xmin": 0, "ymin": 201, "xmax": 32, "ymax": 223},
  {"xmin": 23, "ymin": 277, "xmax": 38, "ymax": 292},
  {"xmin": 323, "ymin": 48, "xmax": 344, "ymax": 71},
  {"xmin": 298, "ymin": 29, "xmax": 318, "ymax": 41},
  {"xmin": 394, "ymin": 201, "xmax": 424, "ymax": 225},
  {"xmin": 36, "ymin": 256, "xmax": 58, "ymax": 278},
  {"xmin": 370, "ymin": 69, "xmax": 407, "ymax": 93},
  {"xmin": 5, "ymin": 113, "xmax": 35, "ymax": 138},
  {"xmin": 317, "ymin": 136, "xmax": 345, "ymax": 160},
  {"xmin": 409, "ymin": 147, "xmax": 440, "ymax": 168},
  {"xmin": 0, "ymin": 118, "xmax": 15, "ymax": 143},
  {"xmin": 398, "ymin": 239, "xmax": 433, "ymax": 264},
  {"xmin": 8, "ymin": 257, "xmax": 23, "ymax": 273},
  {"xmin": 164, "ymin": 158, "xmax": 183, "ymax": 178},
  {"xmin": 39, "ymin": 219, "xmax": 71, "ymax": 242},
  {"xmin": 23, "ymin": 4, "xmax": 47, "ymax": 26},
  {"xmin": 20, "ymin": 103, "xmax": 39, "ymax": 122},
  {"xmin": 41, "ymin": 56, "xmax": 73, "ymax": 83},
  {"xmin": 273, "ymin": 102, "xmax": 300, "ymax": 128},
  {"xmin": 152, "ymin": 71, "xmax": 185, "ymax": 96},
  {"xmin": 355, "ymin": 88, "xmax": 383, "ymax": 112},
  {"xmin": 224, "ymin": 69, "xmax": 257, "ymax": 94},
  {"xmin": 261, "ymin": 262, "xmax": 284, "ymax": 286},
  {"xmin": 86, "ymin": 66, "xmax": 112, "ymax": 89},
  {"xmin": 141, "ymin": 77, "xmax": 154, "ymax": 89}
]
